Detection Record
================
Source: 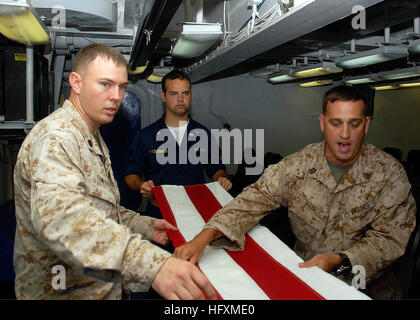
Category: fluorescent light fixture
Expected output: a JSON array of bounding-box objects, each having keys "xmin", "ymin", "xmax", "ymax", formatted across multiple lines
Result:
[
  {"xmin": 299, "ymin": 80, "xmax": 333, "ymax": 88},
  {"xmin": 399, "ymin": 82, "xmax": 420, "ymax": 88},
  {"xmin": 373, "ymin": 85, "xmax": 399, "ymax": 91},
  {"xmin": 172, "ymin": 22, "xmax": 223, "ymax": 58},
  {"xmin": 337, "ymin": 46, "xmax": 408, "ymax": 69},
  {"xmin": 147, "ymin": 67, "xmax": 172, "ymax": 83},
  {"xmin": 373, "ymin": 82, "xmax": 420, "ymax": 91},
  {"xmin": 268, "ymin": 73, "xmax": 296, "ymax": 84},
  {"xmin": 409, "ymin": 39, "xmax": 420, "ymax": 54},
  {"xmin": 128, "ymin": 62, "xmax": 149, "ymax": 75},
  {"xmin": 0, "ymin": 0, "xmax": 50, "ymax": 45},
  {"xmin": 379, "ymin": 66, "xmax": 420, "ymax": 81},
  {"xmin": 293, "ymin": 62, "xmax": 343, "ymax": 78},
  {"xmin": 344, "ymin": 76, "xmax": 380, "ymax": 85},
  {"xmin": 249, "ymin": 65, "xmax": 278, "ymax": 77}
]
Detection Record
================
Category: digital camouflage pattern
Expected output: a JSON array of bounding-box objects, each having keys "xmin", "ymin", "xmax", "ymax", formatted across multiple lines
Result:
[
  {"xmin": 206, "ymin": 142, "xmax": 416, "ymax": 297},
  {"xmin": 13, "ymin": 100, "xmax": 172, "ymax": 299}
]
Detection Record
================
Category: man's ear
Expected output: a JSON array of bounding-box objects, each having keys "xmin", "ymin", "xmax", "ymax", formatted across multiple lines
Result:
[
  {"xmin": 69, "ymin": 72, "xmax": 82, "ymax": 94},
  {"xmin": 365, "ymin": 116, "xmax": 371, "ymax": 134},
  {"xmin": 319, "ymin": 114, "xmax": 325, "ymax": 132},
  {"xmin": 161, "ymin": 91, "xmax": 166, "ymax": 103}
]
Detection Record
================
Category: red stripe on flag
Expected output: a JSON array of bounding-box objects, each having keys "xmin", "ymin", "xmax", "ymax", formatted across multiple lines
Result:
[
  {"xmin": 183, "ymin": 184, "xmax": 325, "ymax": 300},
  {"xmin": 151, "ymin": 186, "xmax": 186, "ymax": 248},
  {"xmin": 152, "ymin": 186, "xmax": 223, "ymax": 300}
]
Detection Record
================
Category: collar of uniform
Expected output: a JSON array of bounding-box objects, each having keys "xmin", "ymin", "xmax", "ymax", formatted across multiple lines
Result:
[
  {"xmin": 61, "ymin": 100, "xmax": 105, "ymax": 157},
  {"xmin": 308, "ymin": 141, "xmax": 373, "ymax": 192},
  {"xmin": 157, "ymin": 115, "xmax": 196, "ymax": 144}
]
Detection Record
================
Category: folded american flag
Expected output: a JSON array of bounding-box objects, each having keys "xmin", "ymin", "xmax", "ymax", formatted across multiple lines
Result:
[{"xmin": 152, "ymin": 182, "xmax": 370, "ymax": 300}]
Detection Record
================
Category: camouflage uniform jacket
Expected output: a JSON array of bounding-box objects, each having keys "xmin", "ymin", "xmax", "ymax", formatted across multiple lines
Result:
[
  {"xmin": 206, "ymin": 142, "xmax": 416, "ymax": 284},
  {"xmin": 13, "ymin": 100, "xmax": 172, "ymax": 299}
]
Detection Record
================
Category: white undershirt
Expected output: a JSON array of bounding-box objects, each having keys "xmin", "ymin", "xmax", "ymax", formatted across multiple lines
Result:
[{"xmin": 167, "ymin": 120, "xmax": 189, "ymax": 146}]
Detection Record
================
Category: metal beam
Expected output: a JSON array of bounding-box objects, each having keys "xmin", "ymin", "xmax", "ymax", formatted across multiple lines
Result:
[
  {"xmin": 186, "ymin": 0, "xmax": 385, "ymax": 83},
  {"xmin": 129, "ymin": 0, "xmax": 183, "ymax": 69},
  {"xmin": 54, "ymin": 55, "xmax": 66, "ymax": 110}
]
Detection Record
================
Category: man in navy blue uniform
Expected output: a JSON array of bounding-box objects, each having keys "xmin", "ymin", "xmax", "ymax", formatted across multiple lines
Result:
[{"xmin": 125, "ymin": 70, "xmax": 232, "ymax": 219}]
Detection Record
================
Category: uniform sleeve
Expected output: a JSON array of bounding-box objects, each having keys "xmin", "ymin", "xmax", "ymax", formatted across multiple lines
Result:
[
  {"xmin": 28, "ymin": 131, "xmax": 171, "ymax": 292},
  {"xmin": 119, "ymin": 205, "xmax": 155, "ymax": 240},
  {"xmin": 343, "ymin": 165, "xmax": 417, "ymax": 283},
  {"xmin": 205, "ymin": 160, "xmax": 291, "ymax": 250},
  {"xmin": 124, "ymin": 131, "xmax": 147, "ymax": 177}
]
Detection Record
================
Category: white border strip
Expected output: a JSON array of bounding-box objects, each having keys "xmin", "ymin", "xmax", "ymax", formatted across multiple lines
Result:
[{"xmin": 161, "ymin": 185, "xmax": 269, "ymax": 300}]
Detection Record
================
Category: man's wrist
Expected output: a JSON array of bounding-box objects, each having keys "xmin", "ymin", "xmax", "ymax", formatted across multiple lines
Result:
[
  {"xmin": 333, "ymin": 253, "xmax": 352, "ymax": 275},
  {"xmin": 213, "ymin": 170, "xmax": 228, "ymax": 181},
  {"xmin": 197, "ymin": 228, "xmax": 223, "ymax": 245}
]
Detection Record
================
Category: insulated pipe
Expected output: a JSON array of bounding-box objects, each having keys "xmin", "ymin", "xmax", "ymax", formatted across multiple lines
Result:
[
  {"xmin": 54, "ymin": 36, "xmax": 132, "ymax": 50},
  {"xmin": 196, "ymin": 0, "xmax": 204, "ymax": 23},
  {"xmin": 26, "ymin": 47, "xmax": 34, "ymax": 123}
]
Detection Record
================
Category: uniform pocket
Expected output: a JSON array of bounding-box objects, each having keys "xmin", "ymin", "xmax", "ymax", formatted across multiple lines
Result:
[
  {"xmin": 85, "ymin": 175, "xmax": 117, "ymax": 206},
  {"xmin": 289, "ymin": 180, "xmax": 327, "ymax": 238},
  {"xmin": 343, "ymin": 198, "xmax": 376, "ymax": 234}
]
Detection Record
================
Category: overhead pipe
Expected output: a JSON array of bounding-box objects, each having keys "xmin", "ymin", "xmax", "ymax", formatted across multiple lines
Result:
[
  {"xmin": 384, "ymin": 3, "xmax": 390, "ymax": 44},
  {"xmin": 196, "ymin": 0, "xmax": 204, "ymax": 23},
  {"xmin": 54, "ymin": 36, "xmax": 132, "ymax": 52},
  {"xmin": 185, "ymin": 0, "xmax": 192, "ymax": 21}
]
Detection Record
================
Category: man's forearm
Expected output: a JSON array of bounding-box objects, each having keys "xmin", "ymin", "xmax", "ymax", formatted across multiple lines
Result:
[
  {"xmin": 195, "ymin": 227, "xmax": 225, "ymax": 246},
  {"xmin": 125, "ymin": 174, "xmax": 144, "ymax": 192}
]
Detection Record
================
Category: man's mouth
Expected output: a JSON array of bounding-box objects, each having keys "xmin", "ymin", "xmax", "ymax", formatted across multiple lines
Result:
[
  {"xmin": 337, "ymin": 142, "xmax": 351, "ymax": 153},
  {"xmin": 105, "ymin": 107, "xmax": 117, "ymax": 115}
]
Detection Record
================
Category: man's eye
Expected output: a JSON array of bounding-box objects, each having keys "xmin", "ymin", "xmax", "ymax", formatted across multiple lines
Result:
[
  {"xmin": 351, "ymin": 122, "xmax": 361, "ymax": 128},
  {"xmin": 119, "ymin": 85, "xmax": 127, "ymax": 90},
  {"xmin": 101, "ymin": 82, "xmax": 110, "ymax": 87}
]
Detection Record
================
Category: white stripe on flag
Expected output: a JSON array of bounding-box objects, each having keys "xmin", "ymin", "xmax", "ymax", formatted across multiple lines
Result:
[
  {"xmin": 162, "ymin": 185, "xmax": 269, "ymax": 300},
  {"xmin": 206, "ymin": 182, "xmax": 369, "ymax": 300},
  {"xmin": 161, "ymin": 182, "xmax": 370, "ymax": 300}
]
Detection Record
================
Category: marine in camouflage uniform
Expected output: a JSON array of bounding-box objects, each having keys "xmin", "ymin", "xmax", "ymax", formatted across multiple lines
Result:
[
  {"xmin": 204, "ymin": 142, "xmax": 416, "ymax": 298},
  {"xmin": 175, "ymin": 85, "xmax": 417, "ymax": 299},
  {"xmin": 13, "ymin": 100, "xmax": 173, "ymax": 299}
]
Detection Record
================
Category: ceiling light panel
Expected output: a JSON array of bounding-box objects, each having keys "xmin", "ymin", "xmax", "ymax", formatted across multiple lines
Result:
[{"xmin": 337, "ymin": 46, "xmax": 408, "ymax": 69}]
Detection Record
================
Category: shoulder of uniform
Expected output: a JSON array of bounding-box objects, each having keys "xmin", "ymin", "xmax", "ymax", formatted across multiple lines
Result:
[
  {"xmin": 283, "ymin": 142, "xmax": 323, "ymax": 163},
  {"xmin": 189, "ymin": 118, "xmax": 209, "ymax": 131},
  {"xmin": 363, "ymin": 143, "xmax": 407, "ymax": 177}
]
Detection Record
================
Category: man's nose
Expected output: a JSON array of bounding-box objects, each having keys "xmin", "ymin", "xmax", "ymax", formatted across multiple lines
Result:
[
  {"xmin": 340, "ymin": 124, "xmax": 350, "ymax": 139},
  {"xmin": 110, "ymin": 86, "xmax": 124, "ymax": 101}
]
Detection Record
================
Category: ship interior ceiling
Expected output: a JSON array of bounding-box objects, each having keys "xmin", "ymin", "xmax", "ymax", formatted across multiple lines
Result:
[{"xmin": 1, "ymin": 0, "xmax": 420, "ymax": 300}]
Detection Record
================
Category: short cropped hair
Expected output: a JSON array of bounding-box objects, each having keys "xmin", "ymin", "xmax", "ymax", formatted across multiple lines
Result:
[
  {"xmin": 72, "ymin": 44, "xmax": 127, "ymax": 74},
  {"xmin": 161, "ymin": 70, "xmax": 191, "ymax": 93},
  {"xmin": 322, "ymin": 85, "xmax": 368, "ymax": 115}
]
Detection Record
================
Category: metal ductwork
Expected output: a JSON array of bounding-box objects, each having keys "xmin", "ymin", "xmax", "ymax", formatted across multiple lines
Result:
[
  {"xmin": 129, "ymin": 0, "xmax": 183, "ymax": 70},
  {"xmin": 31, "ymin": 0, "xmax": 118, "ymax": 31}
]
